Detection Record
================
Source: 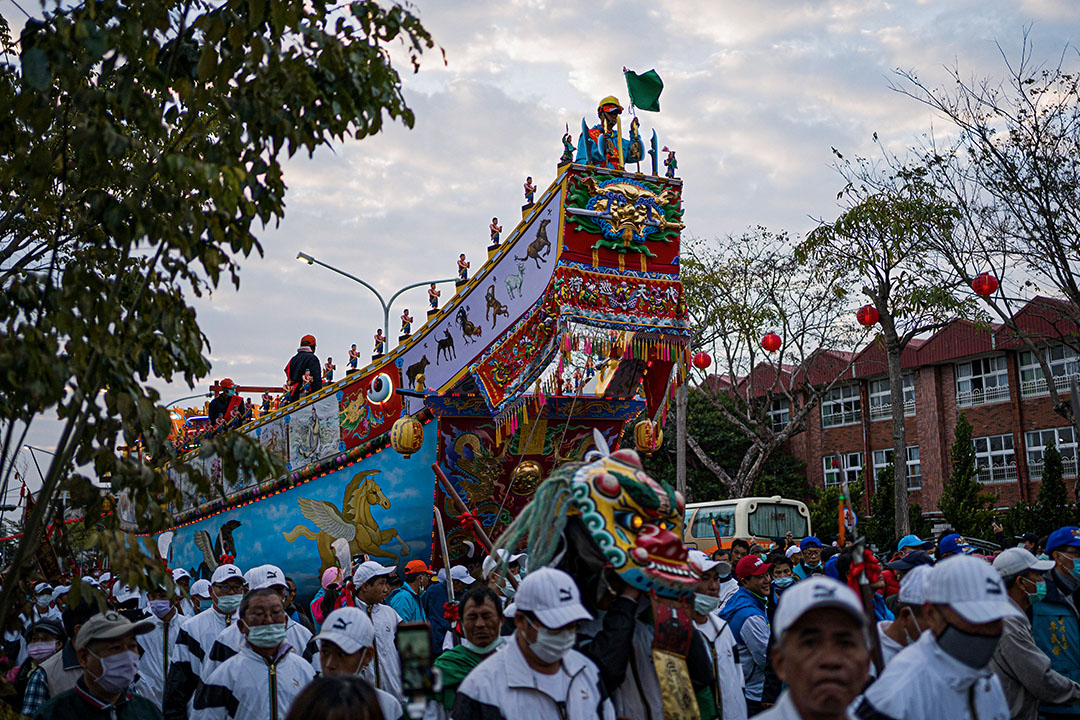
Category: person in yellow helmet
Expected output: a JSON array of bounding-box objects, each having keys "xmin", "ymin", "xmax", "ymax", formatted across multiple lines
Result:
[{"xmin": 575, "ymin": 95, "xmax": 644, "ymax": 170}]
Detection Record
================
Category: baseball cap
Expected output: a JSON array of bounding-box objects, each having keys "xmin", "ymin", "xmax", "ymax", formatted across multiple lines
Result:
[
  {"xmin": 449, "ymin": 565, "xmax": 476, "ymax": 586},
  {"xmin": 898, "ymin": 565, "xmax": 932, "ymax": 606},
  {"xmin": 82, "ymin": 575, "xmax": 100, "ymax": 588},
  {"xmin": 352, "ymin": 561, "xmax": 395, "ymax": 587},
  {"xmin": 514, "ymin": 567, "xmax": 592, "ymax": 629},
  {"xmin": 772, "ymin": 576, "xmax": 866, "ymax": 641},
  {"xmin": 190, "ymin": 579, "xmax": 211, "ymax": 599},
  {"xmin": 172, "ymin": 568, "xmax": 192, "ymax": 582},
  {"xmin": 1016, "ymin": 532, "xmax": 1039, "ymax": 544},
  {"xmin": 993, "ymin": 547, "xmax": 1055, "ymax": 579},
  {"xmin": 886, "ymin": 550, "xmax": 935, "ymax": 572},
  {"xmin": 735, "ymin": 555, "xmax": 772, "ymax": 581},
  {"xmin": 33, "ymin": 583, "xmax": 52, "ymax": 596},
  {"xmin": 301, "ymin": 334, "xmax": 317, "ymax": 347},
  {"xmin": 316, "ymin": 607, "xmax": 374, "ymax": 655},
  {"xmin": 1047, "ymin": 526, "xmax": 1080, "ymax": 554},
  {"xmin": 51, "ymin": 585, "xmax": 70, "ymax": 602},
  {"xmin": 927, "ymin": 555, "xmax": 1023, "ymax": 624},
  {"xmin": 75, "ymin": 610, "xmax": 154, "ymax": 650},
  {"xmin": 938, "ymin": 533, "xmax": 975, "ymax": 557},
  {"xmin": 113, "ymin": 585, "xmax": 140, "ymax": 604},
  {"xmin": 785, "ymin": 546, "xmax": 802, "ymax": 559},
  {"xmin": 482, "ymin": 549, "xmax": 527, "ymax": 579},
  {"xmin": 245, "ymin": 564, "xmax": 287, "ymax": 590},
  {"xmin": 404, "ymin": 560, "xmax": 435, "ymax": 576},
  {"xmin": 800, "ymin": 536, "xmax": 822, "ymax": 550},
  {"xmin": 897, "ymin": 534, "xmax": 933, "ymax": 551},
  {"xmin": 211, "ymin": 564, "xmax": 243, "ymax": 585},
  {"xmin": 220, "ymin": 378, "xmax": 235, "ymax": 389},
  {"xmin": 28, "ymin": 618, "xmax": 65, "ymax": 641},
  {"xmin": 688, "ymin": 549, "xmax": 721, "ymax": 575}
]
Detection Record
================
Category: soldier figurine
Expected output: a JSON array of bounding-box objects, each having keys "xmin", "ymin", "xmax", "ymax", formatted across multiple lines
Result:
[
  {"xmin": 400, "ymin": 308, "xmax": 414, "ymax": 338},
  {"xmin": 428, "ymin": 283, "xmax": 441, "ymax": 312},
  {"xmin": 373, "ymin": 329, "xmax": 385, "ymax": 356}
]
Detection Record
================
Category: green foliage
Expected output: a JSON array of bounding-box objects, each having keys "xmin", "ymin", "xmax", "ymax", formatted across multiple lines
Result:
[
  {"xmin": 0, "ymin": 0, "xmax": 434, "ymax": 624},
  {"xmin": 938, "ymin": 413, "xmax": 998, "ymax": 537},
  {"xmin": 860, "ymin": 466, "xmax": 933, "ymax": 550},
  {"xmin": 1001, "ymin": 441, "xmax": 1076, "ymax": 539},
  {"xmin": 1000, "ymin": 500, "xmax": 1043, "ymax": 541},
  {"xmin": 808, "ymin": 481, "xmax": 863, "ymax": 541}
]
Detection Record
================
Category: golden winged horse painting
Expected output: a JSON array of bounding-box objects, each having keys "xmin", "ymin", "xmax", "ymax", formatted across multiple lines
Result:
[{"xmin": 283, "ymin": 470, "xmax": 411, "ymax": 572}]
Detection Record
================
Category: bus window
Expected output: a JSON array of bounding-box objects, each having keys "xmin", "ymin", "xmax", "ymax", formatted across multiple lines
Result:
[
  {"xmin": 748, "ymin": 503, "xmax": 808, "ymax": 539},
  {"xmin": 691, "ymin": 507, "xmax": 736, "ymax": 538}
]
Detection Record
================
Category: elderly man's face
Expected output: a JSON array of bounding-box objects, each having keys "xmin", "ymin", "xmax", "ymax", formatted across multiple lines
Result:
[
  {"xmin": 773, "ymin": 608, "xmax": 869, "ymax": 717},
  {"xmin": 802, "ymin": 547, "xmax": 822, "ymax": 566}
]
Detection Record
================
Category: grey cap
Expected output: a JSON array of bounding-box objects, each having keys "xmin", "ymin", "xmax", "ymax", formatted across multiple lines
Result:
[{"xmin": 75, "ymin": 610, "xmax": 154, "ymax": 650}]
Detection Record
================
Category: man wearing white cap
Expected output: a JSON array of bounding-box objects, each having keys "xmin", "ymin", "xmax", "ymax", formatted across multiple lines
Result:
[
  {"xmin": 452, "ymin": 567, "xmax": 614, "ymax": 719},
  {"xmin": 857, "ymin": 555, "xmax": 1018, "ymax": 719},
  {"xmin": 990, "ymin": 547, "xmax": 1080, "ymax": 720},
  {"xmin": 163, "ymin": 563, "xmax": 243, "ymax": 720},
  {"xmin": 876, "ymin": 564, "xmax": 931, "ymax": 669},
  {"xmin": 135, "ymin": 579, "xmax": 188, "ymax": 707},
  {"xmin": 29, "ymin": 583, "xmax": 60, "ymax": 626},
  {"xmin": 203, "ymin": 564, "xmax": 313, "ymax": 677},
  {"xmin": 755, "ymin": 576, "xmax": 869, "ymax": 719},
  {"xmin": 189, "ymin": 580, "xmax": 211, "ymax": 615},
  {"xmin": 482, "ymin": 549, "xmax": 525, "ymax": 605},
  {"xmin": 172, "ymin": 568, "xmax": 195, "ymax": 617},
  {"xmin": 352, "ymin": 560, "xmax": 404, "ymax": 702},
  {"xmin": 689, "ymin": 549, "xmax": 746, "ymax": 720},
  {"xmin": 316, "ymin": 606, "xmax": 403, "ymax": 720},
  {"xmin": 423, "ymin": 565, "xmax": 475, "ymax": 651}
]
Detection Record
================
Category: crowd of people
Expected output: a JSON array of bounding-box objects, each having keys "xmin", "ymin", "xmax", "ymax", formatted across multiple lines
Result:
[{"xmin": 3, "ymin": 524, "xmax": 1080, "ymax": 719}]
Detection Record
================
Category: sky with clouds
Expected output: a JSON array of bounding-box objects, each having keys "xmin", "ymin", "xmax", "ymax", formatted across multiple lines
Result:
[{"xmin": 6, "ymin": 0, "xmax": 1080, "ymax": 493}]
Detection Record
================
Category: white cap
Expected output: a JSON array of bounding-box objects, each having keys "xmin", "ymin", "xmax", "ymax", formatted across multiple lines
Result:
[
  {"xmin": 190, "ymin": 579, "xmax": 211, "ymax": 599},
  {"xmin": 513, "ymin": 567, "xmax": 592, "ymax": 628},
  {"xmin": 34, "ymin": 583, "xmax": 52, "ymax": 595},
  {"xmin": 245, "ymin": 564, "xmax": 287, "ymax": 590},
  {"xmin": 211, "ymin": 564, "xmax": 243, "ymax": 585},
  {"xmin": 785, "ymin": 546, "xmax": 802, "ymax": 559},
  {"xmin": 927, "ymin": 555, "xmax": 1024, "ymax": 624},
  {"xmin": 436, "ymin": 568, "xmax": 447, "ymax": 584},
  {"xmin": 172, "ymin": 568, "xmax": 191, "ymax": 582},
  {"xmin": 688, "ymin": 549, "xmax": 720, "ymax": 574},
  {"xmin": 352, "ymin": 561, "xmax": 395, "ymax": 587},
  {"xmin": 993, "ymin": 547, "xmax": 1055, "ymax": 579},
  {"xmin": 450, "ymin": 565, "xmax": 476, "ymax": 585},
  {"xmin": 81, "ymin": 575, "xmax": 100, "ymax": 588},
  {"xmin": 114, "ymin": 584, "xmax": 140, "ymax": 604},
  {"xmin": 52, "ymin": 585, "xmax": 70, "ymax": 601},
  {"xmin": 483, "ymin": 549, "xmax": 527, "ymax": 579},
  {"xmin": 897, "ymin": 565, "xmax": 932, "ymax": 606},
  {"xmin": 316, "ymin": 606, "xmax": 374, "ymax": 655},
  {"xmin": 772, "ymin": 576, "xmax": 867, "ymax": 641}
]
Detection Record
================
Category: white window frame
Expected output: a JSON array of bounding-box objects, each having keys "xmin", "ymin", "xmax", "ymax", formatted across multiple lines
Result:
[
  {"xmin": 973, "ymin": 433, "xmax": 1017, "ymax": 484},
  {"xmin": 767, "ymin": 397, "xmax": 790, "ymax": 432},
  {"xmin": 871, "ymin": 446, "xmax": 922, "ymax": 491},
  {"xmin": 824, "ymin": 452, "xmax": 862, "ymax": 487},
  {"xmin": 1026, "ymin": 426, "xmax": 1078, "ymax": 480},
  {"xmin": 821, "ymin": 385, "xmax": 861, "ymax": 428},
  {"xmin": 869, "ymin": 374, "xmax": 916, "ymax": 422},
  {"xmin": 1019, "ymin": 346, "xmax": 1080, "ymax": 398},
  {"xmin": 956, "ymin": 356, "xmax": 1010, "ymax": 407}
]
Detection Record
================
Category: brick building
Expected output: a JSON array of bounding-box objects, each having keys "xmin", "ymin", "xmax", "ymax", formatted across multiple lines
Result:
[{"xmin": 763, "ymin": 297, "xmax": 1079, "ymax": 518}]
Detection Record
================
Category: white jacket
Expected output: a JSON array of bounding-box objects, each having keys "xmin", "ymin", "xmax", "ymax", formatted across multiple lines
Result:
[
  {"xmin": 696, "ymin": 613, "xmax": 747, "ymax": 720},
  {"xmin": 136, "ymin": 611, "xmax": 187, "ymax": 706},
  {"xmin": 172, "ymin": 606, "xmax": 238, "ymax": 684},
  {"xmin": 357, "ymin": 600, "xmax": 403, "ymax": 702},
  {"xmin": 858, "ymin": 632, "xmax": 1010, "ymax": 720},
  {"xmin": 204, "ymin": 620, "xmax": 313, "ymax": 677},
  {"xmin": 193, "ymin": 642, "xmax": 314, "ymax": 720},
  {"xmin": 452, "ymin": 635, "xmax": 615, "ymax": 720}
]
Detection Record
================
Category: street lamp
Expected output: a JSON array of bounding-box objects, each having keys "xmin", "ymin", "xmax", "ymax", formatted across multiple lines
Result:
[
  {"xmin": 165, "ymin": 392, "xmax": 212, "ymax": 409},
  {"xmin": 296, "ymin": 251, "xmax": 456, "ymax": 347}
]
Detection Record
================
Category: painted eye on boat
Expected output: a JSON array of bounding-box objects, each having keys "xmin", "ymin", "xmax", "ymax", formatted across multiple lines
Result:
[
  {"xmin": 367, "ymin": 373, "xmax": 394, "ymax": 404},
  {"xmin": 617, "ymin": 511, "xmax": 644, "ymax": 532}
]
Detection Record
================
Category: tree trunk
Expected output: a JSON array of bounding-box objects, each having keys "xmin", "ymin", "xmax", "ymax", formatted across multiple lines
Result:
[
  {"xmin": 676, "ymin": 383, "xmax": 687, "ymax": 499},
  {"xmin": 884, "ymin": 331, "xmax": 910, "ymax": 536}
]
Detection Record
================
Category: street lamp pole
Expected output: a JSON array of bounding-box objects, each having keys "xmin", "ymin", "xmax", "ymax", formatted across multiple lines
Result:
[
  {"xmin": 165, "ymin": 392, "xmax": 212, "ymax": 409},
  {"xmin": 297, "ymin": 252, "xmax": 456, "ymax": 346}
]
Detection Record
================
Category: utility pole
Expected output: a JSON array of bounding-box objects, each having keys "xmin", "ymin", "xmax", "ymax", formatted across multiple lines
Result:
[{"xmin": 676, "ymin": 383, "xmax": 687, "ymax": 499}]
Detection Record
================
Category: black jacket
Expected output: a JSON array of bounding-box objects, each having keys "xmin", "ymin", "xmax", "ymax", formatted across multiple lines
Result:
[{"xmin": 284, "ymin": 348, "xmax": 322, "ymax": 398}]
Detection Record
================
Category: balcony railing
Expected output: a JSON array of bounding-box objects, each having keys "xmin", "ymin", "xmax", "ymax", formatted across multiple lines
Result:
[
  {"xmin": 957, "ymin": 384, "xmax": 1010, "ymax": 408},
  {"xmin": 1029, "ymin": 456, "xmax": 1079, "ymax": 481},
  {"xmin": 1020, "ymin": 372, "xmax": 1080, "ymax": 398},
  {"xmin": 822, "ymin": 409, "xmax": 861, "ymax": 428},
  {"xmin": 977, "ymin": 462, "xmax": 1018, "ymax": 484},
  {"xmin": 869, "ymin": 400, "xmax": 916, "ymax": 422}
]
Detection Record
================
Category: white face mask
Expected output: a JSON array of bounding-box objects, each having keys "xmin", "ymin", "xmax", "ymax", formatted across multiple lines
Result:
[
  {"xmin": 463, "ymin": 636, "xmax": 505, "ymax": 655},
  {"xmin": 694, "ymin": 593, "xmax": 721, "ymax": 616},
  {"xmin": 526, "ymin": 619, "xmax": 575, "ymax": 664}
]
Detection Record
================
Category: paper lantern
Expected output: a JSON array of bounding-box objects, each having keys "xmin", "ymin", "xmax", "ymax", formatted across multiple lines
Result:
[
  {"xmin": 390, "ymin": 416, "xmax": 424, "ymax": 458},
  {"xmin": 972, "ymin": 272, "xmax": 999, "ymax": 297},
  {"xmin": 856, "ymin": 304, "xmax": 880, "ymax": 326},
  {"xmin": 634, "ymin": 419, "xmax": 664, "ymax": 456},
  {"xmin": 761, "ymin": 332, "xmax": 782, "ymax": 353},
  {"xmin": 692, "ymin": 352, "xmax": 712, "ymax": 370}
]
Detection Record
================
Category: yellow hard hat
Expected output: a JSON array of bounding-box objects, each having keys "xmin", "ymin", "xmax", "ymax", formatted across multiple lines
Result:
[{"xmin": 598, "ymin": 95, "xmax": 623, "ymax": 113}]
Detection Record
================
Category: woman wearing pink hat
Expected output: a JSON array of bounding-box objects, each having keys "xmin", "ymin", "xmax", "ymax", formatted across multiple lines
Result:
[{"xmin": 310, "ymin": 567, "xmax": 355, "ymax": 632}]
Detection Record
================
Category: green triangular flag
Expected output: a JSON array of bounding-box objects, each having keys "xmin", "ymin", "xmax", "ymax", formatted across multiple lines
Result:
[{"xmin": 624, "ymin": 68, "xmax": 663, "ymax": 112}]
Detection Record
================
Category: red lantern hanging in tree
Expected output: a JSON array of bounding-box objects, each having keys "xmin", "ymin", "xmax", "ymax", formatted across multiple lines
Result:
[
  {"xmin": 761, "ymin": 332, "xmax": 782, "ymax": 353},
  {"xmin": 856, "ymin": 304, "xmax": 880, "ymax": 326},
  {"xmin": 972, "ymin": 272, "xmax": 999, "ymax": 297},
  {"xmin": 692, "ymin": 352, "xmax": 712, "ymax": 370}
]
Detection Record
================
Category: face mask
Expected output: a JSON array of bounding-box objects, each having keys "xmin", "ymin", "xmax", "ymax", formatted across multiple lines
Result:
[
  {"xmin": 773, "ymin": 576, "xmax": 795, "ymax": 589},
  {"xmin": 36, "ymin": 597, "xmax": 50, "ymax": 609},
  {"xmin": 903, "ymin": 608, "xmax": 923, "ymax": 644},
  {"xmin": 804, "ymin": 561, "xmax": 821, "ymax": 569},
  {"xmin": 215, "ymin": 593, "xmax": 242, "ymax": 614},
  {"xmin": 462, "ymin": 636, "xmax": 504, "ymax": 655},
  {"xmin": 1025, "ymin": 578, "xmax": 1047, "ymax": 604},
  {"xmin": 501, "ymin": 581, "xmax": 517, "ymax": 600},
  {"xmin": 694, "ymin": 593, "xmax": 721, "ymax": 616},
  {"xmin": 246, "ymin": 623, "xmax": 287, "ymax": 649},
  {"xmin": 149, "ymin": 600, "xmax": 173, "ymax": 619},
  {"xmin": 1071, "ymin": 558, "xmax": 1080, "ymax": 582},
  {"xmin": 90, "ymin": 649, "xmax": 140, "ymax": 693},
  {"xmin": 1037, "ymin": 553, "xmax": 1051, "ymax": 562},
  {"xmin": 527, "ymin": 620, "xmax": 575, "ymax": 664},
  {"xmin": 27, "ymin": 641, "xmax": 58, "ymax": 663},
  {"xmin": 936, "ymin": 623, "xmax": 1000, "ymax": 669}
]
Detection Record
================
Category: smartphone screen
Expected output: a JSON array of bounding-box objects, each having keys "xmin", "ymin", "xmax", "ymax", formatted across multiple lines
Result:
[{"xmin": 396, "ymin": 621, "xmax": 434, "ymax": 696}]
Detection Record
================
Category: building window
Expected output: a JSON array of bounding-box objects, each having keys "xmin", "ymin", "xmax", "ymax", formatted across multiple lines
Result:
[
  {"xmin": 824, "ymin": 452, "xmax": 862, "ymax": 487},
  {"xmin": 1026, "ymin": 427, "xmax": 1078, "ymax": 480},
  {"xmin": 973, "ymin": 433, "xmax": 1016, "ymax": 484},
  {"xmin": 871, "ymin": 446, "xmax": 922, "ymax": 491},
  {"xmin": 821, "ymin": 385, "xmax": 861, "ymax": 428},
  {"xmin": 1019, "ymin": 346, "xmax": 1080, "ymax": 398},
  {"xmin": 956, "ymin": 356, "xmax": 1010, "ymax": 407},
  {"xmin": 768, "ymin": 397, "xmax": 790, "ymax": 432},
  {"xmin": 869, "ymin": 374, "xmax": 916, "ymax": 422}
]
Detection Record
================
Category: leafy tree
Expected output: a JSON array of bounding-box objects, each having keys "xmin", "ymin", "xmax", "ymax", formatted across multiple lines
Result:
[
  {"xmin": 808, "ymin": 481, "xmax": 863, "ymax": 542},
  {"xmin": 1035, "ymin": 440, "xmax": 1073, "ymax": 536},
  {"xmin": 938, "ymin": 413, "xmax": 998, "ymax": 536},
  {"xmin": 0, "ymin": 0, "xmax": 436, "ymax": 627},
  {"xmin": 862, "ymin": 465, "xmax": 933, "ymax": 550}
]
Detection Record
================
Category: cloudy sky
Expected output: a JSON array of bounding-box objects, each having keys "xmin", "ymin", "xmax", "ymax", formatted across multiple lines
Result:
[{"xmin": 6, "ymin": 0, "xmax": 1080, "ymax": 493}]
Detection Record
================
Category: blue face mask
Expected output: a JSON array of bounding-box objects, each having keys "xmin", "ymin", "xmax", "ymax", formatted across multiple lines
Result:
[
  {"xmin": 773, "ymin": 576, "xmax": 795, "ymax": 589},
  {"xmin": 1071, "ymin": 558, "xmax": 1080, "ymax": 581}
]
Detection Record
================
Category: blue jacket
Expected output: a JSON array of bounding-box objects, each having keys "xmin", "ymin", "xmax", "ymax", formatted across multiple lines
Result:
[
  {"xmin": 1033, "ymin": 570, "xmax": 1080, "ymax": 716},
  {"xmin": 421, "ymin": 581, "xmax": 451, "ymax": 649},
  {"xmin": 388, "ymin": 584, "xmax": 426, "ymax": 624},
  {"xmin": 793, "ymin": 562, "xmax": 825, "ymax": 580},
  {"xmin": 718, "ymin": 586, "xmax": 767, "ymax": 640}
]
